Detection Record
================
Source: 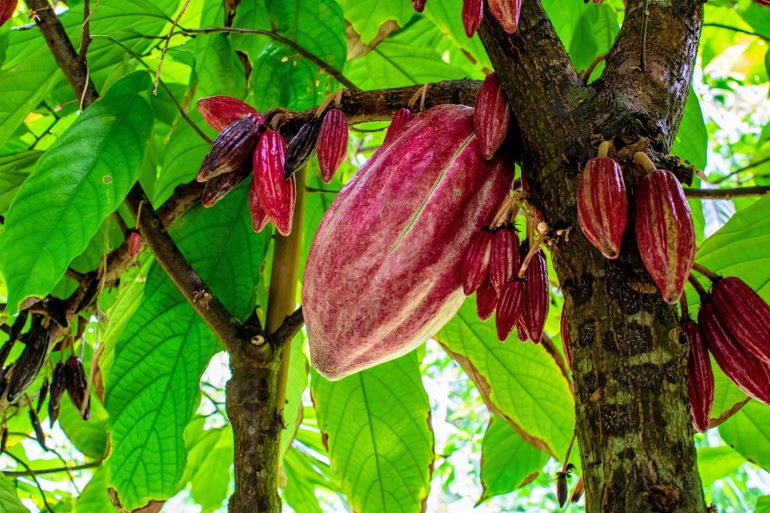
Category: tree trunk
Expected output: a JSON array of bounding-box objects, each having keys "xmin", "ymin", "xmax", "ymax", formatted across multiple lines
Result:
[{"xmin": 479, "ymin": 1, "xmax": 707, "ymax": 511}]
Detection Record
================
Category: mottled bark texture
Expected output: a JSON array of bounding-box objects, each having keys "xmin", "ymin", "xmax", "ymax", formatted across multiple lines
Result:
[{"xmin": 479, "ymin": 1, "xmax": 706, "ymax": 511}]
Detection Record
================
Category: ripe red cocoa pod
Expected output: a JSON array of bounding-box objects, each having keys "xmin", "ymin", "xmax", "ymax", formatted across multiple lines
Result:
[
  {"xmin": 474, "ymin": 73, "xmax": 510, "ymax": 160},
  {"xmin": 384, "ymin": 108, "xmax": 414, "ymax": 145},
  {"xmin": 634, "ymin": 169, "xmax": 695, "ymax": 304},
  {"xmin": 489, "ymin": 226, "xmax": 520, "ymax": 292},
  {"xmin": 461, "ymin": 230, "xmax": 493, "ymax": 295},
  {"xmin": 699, "ymin": 302, "xmax": 770, "ymax": 406},
  {"xmin": 712, "ymin": 276, "xmax": 770, "ymax": 363},
  {"xmin": 285, "ymin": 117, "xmax": 323, "ymax": 178},
  {"xmin": 476, "ymin": 277, "xmax": 498, "ymax": 321},
  {"xmin": 303, "ymin": 105, "xmax": 511, "ymax": 379},
  {"xmin": 248, "ymin": 175, "xmax": 270, "ymax": 233},
  {"xmin": 517, "ymin": 317, "xmax": 529, "ymax": 342},
  {"xmin": 412, "ymin": 0, "xmax": 426, "ymax": 12},
  {"xmin": 196, "ymin": 96, "xmax": 259, "ymax": 132},
  {"xmin": 496, "ymin": 280, "xmax": 525, "ymax": 341},
  {"xmin": 48, "ymin": 363, "xmax": 67, "ymax": 427},
  {"xmin": 522, "ymin": 249, "xmax": 549, "ymax": 344},
  {"xmin": 128, "ymin": 231, "xmax": 142, "ymax": 257},
  {"xmin": 462, "ymin": 0, "xmax": 484, "ymax": 37},
  {"xmin": 202, "ymin": 163, "xmax": 250, "ymax": 208},
  {"xmin": 0, "ymin": 0, "xmax": 16, "ymax": 27},
  {"xmin": 683, "ymin": 320, "xmax": 713, "ymax": 432},
  {"xmin": 197, "ymin": 114, "xmax": 262, "ymax": 182},
  {"xmin": 561, "ymin": 303, "xmax": 572, "ymax": 370},
  {"xmin": 577, "ymin": 156, "xmax": 627, "ymax": 259},
  {"xmin": 254, "ymin": 129, "xmax": 296, "ymax": 236},
  {"xmin": 488, "ymin": 0, "xmax": 522, "ymax": 34},
  {"xmin": 318, "ymin": 109, "xmax": 349, "ymax": 183}
]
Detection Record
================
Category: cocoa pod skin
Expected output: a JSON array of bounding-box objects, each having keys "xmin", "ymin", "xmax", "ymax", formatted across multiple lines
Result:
[
  {"xmin": 248, "ymin": 175, "xmax": 270, "ymax": 233},
  {"xmin": 712, "ymin": 276, "xmax": 770, "ymax": 363},
  {"xmin": 318, "ymin": 109, "xmax": 349, "ymax": 183},
  {"xmin": 699, "ymin": 302, "xmax": 770, "ymax": 406},
  {"xmin": 489, "ymin": 226, "xmax": 520, "ymax": 292},
  {"xmin": 561, "ymin": 303, "xmax": 572, "ymax": 370},
  {"xmin": 753, "ymin": 0, "xmax": 770, "ymax": 7},
  {"xmin": 577, "ymin": 156, "xmax": 627, "ymax": 259},
  {"xmin": 522, "ymin": 249, "xmax": 549, "ymax": 344},
  {"xmin": 6, "ymin": 320, "xmax": 49, "ymax": 403},
  {"xmin": 284, "ymin": 117, "xmax": 323, "ymax": 179},
  {"xmin": 254, "ymin": 129, "xmax": 296, "ymax": 236},
  {"xmin": 48, "ymin": 363, "xmax": 67, "ymax": 427},
  {"xmin": 517, "ymin": 318, "xmax": 529, "ymax": 342},
  {"xmin": 65, "ymin": 356, "xmax": 90, "ymax": 420},
  {"xmin": 197, "ymin": 114, "xmax": 262, "ymax": 182},
  {"xmin": 383, "ymin": 108, "xmax": 414, "ymax": 145},
  {"xmin": 0, "ymin": 0, "xmax": 16, "ymax": 28},
  {"xmin": 474, "ymin": 73, "xmax": 510, "ymax": 160},
  {"xmin": 462, "ymin": 0, "xmax": 484, "ymax": 38},
  {"xmin": 496, "ymin": 279, "xmax": 525, "ymax": 341},
  {"xmin": 488, "ymin": 0, "xmax": 522, "ymax": 34},
  {"xmin": 202, "ymin": 163, "xmax": 250, "ymax": 208},
  {"xmin": 196, "ymin": 96, "xmax": 259, "ymax": 132},
  {"xmin": 634, "ymin": 169, "xmax": 695, "ymax": 304},
  {"xmin": 412, "ymin": 0, "xmax": 426, "ymax": 12},
  {"xmin": 683, "ymin": 320, "xmax": 713, "ymax": 432},
  {"xmin": 476, "ymin": 277, "xmax": 499, "ymax": 321},
  {"xmin": 304, "ymin": 105, "xmax": 511, "ymax": 379},
  {"xmin": 128, "ymin": 231, "xmax": 142, "ymax": 257},
  {"xmin": 461, "ymin": 230, "xmax": 493, "ymax": 296}
]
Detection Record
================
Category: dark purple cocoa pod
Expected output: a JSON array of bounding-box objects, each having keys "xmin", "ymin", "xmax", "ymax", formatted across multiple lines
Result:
[
  {"xmin": 699, "ymin": 302, "xmax": 770, "ymax": 406},
  {"xmin": 577, "ymin": 156, "xmax": 627, "ymax": 259},
  {"xmin": 255, "ymin": 130, "xmax": 296, "ymax": 236},
  {"xmin": 474, "ymin": 73, "xmax": 510, "ymax": 160},
  {"xmin": 48, "ymin": 363, "xmax": 67, "ymax": 427},
  {"xmin": 65, "ymin": 356, "xmax": 90, "ymax": 420},
  {"xmin": 284, "ymin": 117, "xmax": 323, "ymax": 179},
  {"xmin": 202, "ymin": 163, "xmax": 250, "ymax": 208},
  {"xmin": 383, "ymin": 108, "xmax": 413, "ymax": 145},
  {"xmin": 684, "ymin": 320, "xmax": 713, "ymax": 432},
  {"xmin": 29, "ymin": 407, "xmax": 46, "ymax": 450},
  {"xmin": 712, "ymin": 276, "xmax": 770, "ymax": 363},
  {"xmin": 489, "ymin": 226, "xmax": 520, "ymax": 292},
  {"xmin": 196, "ymin": 96, "xmax": 260, "ymax": 132},
  {"xmin": 37, "ymin": 378, "xmax": 49, "ymax": 414},
  {"xmin": 197, "ymin": 114, "xmax": 262, "ymax": 182},
  {"xmin": 462, "ymin": 0, "xmax": 484, "ymax": 38},
  {"xmin": 522, "ymin": 250, "xmax": 549, "ymax": 344},
  {"xmin": 561, "ymin": 303, "xmax": 572, "ymax": 370},
  {"xmin": 496, "ymin": 280, "xmax": 525, "ymax": 341},
  {"xmin": 6, "ymin": 319, "xmax": 49, "ymax": 403},
  {"xmin": 476, "ymin": 277, "xmax": 498, "ymax": 321},
  {"xmin": 461, "ymin": 230, "xmax": 493, "ymax": 295},
  {"xmin": 318, "ymin": 109, "xmax": 349, "ymax": 183}
]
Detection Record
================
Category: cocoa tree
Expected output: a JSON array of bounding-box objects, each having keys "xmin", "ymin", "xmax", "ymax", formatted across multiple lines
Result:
[{"xmin": 0, "ymin": 1, "xmax": 769, "ymax": 513}]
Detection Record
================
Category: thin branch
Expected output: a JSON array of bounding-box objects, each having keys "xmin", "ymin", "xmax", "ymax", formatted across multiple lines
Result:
[
  {"xmin": 178, "ymin": 26, "xmax": 360, "ymax": 91},
  {"xmin": 2, "ymin": 459, "xmax": 102, "ymax": 477},
  {"xmin": 709, "ymin": 397, "xmax": 751, "ymax": 428},
  {"xmin": 154, "ymin": 0, "xmax": 191, "ymax": 95},
  {"xmin": 76, "ymin": 0, "xmax": 92, "ymax": 63},
  {"xmin": 712, "ymin": 155, "xmax": 770, "ymax": 184},
  {"xmin": 2, "ymin": 451, "xmax": 55, "ymax": 513},
  {"xmin": 683, "ymin": 185, "xmax": 770, "ymax": 200},
  {"xmin": 540, "ymin": 334, "xmax": 574, "ymax": 394},
  {"xmin": 305, "ymin": 186, "xmax": 339, "ymax": 194},
  {"xmin": 703, "ymin": 22, "xmax": 770, "ymax": 42},
  {"xmin": 269, "ymin": 307, "xmax": 304, "ymax": 353},
  {"xmin": 581, "ymin": 53, "xmax": 606, "ymax": 83}
]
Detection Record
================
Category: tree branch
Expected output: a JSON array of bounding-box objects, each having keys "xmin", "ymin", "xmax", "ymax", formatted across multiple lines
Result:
[
  {"xmin": 712, "ymin": 154, "xmax": 770, "ymax": 184},
  {"xmin": 683, "ymin": 185, "xmax": 770, "ymax": 200},
  {"xmin": 2, "ymin": 459, "xmax": 102, "ymax": 477},
  {"xmin": 269, "ymin": 307, "xmax": 304, "ymax": 353}
]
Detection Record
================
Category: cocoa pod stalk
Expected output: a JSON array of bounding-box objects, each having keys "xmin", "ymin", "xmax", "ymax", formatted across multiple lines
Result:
[
  {"xmin": 284, "ymin": 117, "xmax": 323, "ymax": 179},
  {"xmin": 712, "ymin": 276, "xmax": 770, "ymax": 363},
  {"xmin": 196, "ymin": 95, "xmax": 259, "ymax": 132},
  {"xmin": 317, "ymin": 109, "xmax": 349, "ymax": 183},
  {"xmin": 461, "ymin": 230, "xmax": 493, "ymax": 296},
  {"xmin": 489, "ymin": 226, "xmax": 520, "ymax": 292},
  {"xmin": 474, "ymin": 73, "xmax": 510, "ymax": 160},
  {"xmin": 383, "ymin": 108, "xmax": 413, "ymax": 145},
  {"xmin": 197, "ymin": 114, "xmax": 262, "ymax": 182},
  {"xmin": 496, "ymin": 279, "xmax": 525, "ymax": 341},
  {"xmin": 476, "ymin": 277, "xmax": 498, "ymax": 321},
  {"xmin": 522, "ymin": 249, "xmax": 549, "ymax": 344},
  {"xmin": 488, "ymin": 0, "xmax": 522, "ymax": 34},
  {"xmin": 255, "ymin": 129, "xmax": 296, "ymax": 236},
  {"xmin": 683, "ymin": 320, "xmax": 713, "ymax": 432},
  {"xmin": 462, "ymin": 0, "xmax": 484, "ymax": 38}
]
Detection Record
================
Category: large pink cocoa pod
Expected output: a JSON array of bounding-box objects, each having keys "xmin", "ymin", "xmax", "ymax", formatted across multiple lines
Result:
[
  {"xmin": 634, "ymin": 169, "xmax": 695, "ymax": 304},
  {"xmin": 462, "ymin": 0, "xmax": 484, "ymax": 38},
  {"xmin": 712, "ymin": 277, "xmax": 770, "ymax": 363},
  {"xmin": 488, "ymin": 0, "xmax": 522, "ymax": 34},
  {"xmin": 254, "ymin": 129, "xmax": 296, "ymax": 236},
  {"xmin": 577, "ymin": 156, "xmax": 627, "ymax": 259},
  {"xmin": 683, "ymin": 320, "xmax": 713, "ymax": 432},
  {"xmin": 318, "ymin": 109, "xmax": 349, "ymax": 183},
  {"xmin": 303, "ymin": 105, "xmax": 511, "ymax": 379},
  {"xmin": 522, "ymin": 249, "xmax": 549, "ymax": 344},
  {"xmin": 474, "ymin": 73, "xmax": 510, "ymax": 160},
  {"xmin": 699, "ymin": 302, "xmax": 770, "ymax": 406},
  {"xmin": 196, "ymin": 96, "xmax": 260, "ymax": 132}
]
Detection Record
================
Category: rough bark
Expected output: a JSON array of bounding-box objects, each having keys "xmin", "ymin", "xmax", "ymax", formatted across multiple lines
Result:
[{"xmin": 479, "ymin": 1, "xmax": 706, "ymax": 511}]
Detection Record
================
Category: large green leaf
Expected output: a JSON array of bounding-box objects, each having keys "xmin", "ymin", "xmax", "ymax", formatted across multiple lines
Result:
[
  {"xmin": 340, "ymin": 0, "xmax": 413, "ymax": 45},
  {"xmin": 719, "ymin": 401, "xmax": 770, "ymax": 472},
  {"xmin": 0, "ymin": 475, "xmax": 27, "ymax": 513},
  {"xmin": 59, "ymin": 394, "xmax": 109, "ymax": 459},
  {"xmin": 697, "ymin": 445, "xmax": 748, "ymax": 487},
  {"xmin": 193, "ymin": 33, "xmax": 247, "ymax": 99},
  {"xmin": 1, "ymin": 72, "xmax": 153, "ymax": 312},
  {"xmin": 0, "ymin": 151, "xmax": 41, "ymax": 213},
  {"xmin": 106, "ymin": 185, "xmax": 271, "ymax": 509},
  {"xmin": 311, "ymin": 351, "xmax": 433, "ymax": 513},
  {"xmin": 436, "ymin": 300, "xmax": 575, "ymax": 457},
  {"xmin": 73, "ymin": 468, "xmax": 114, "ymax": 513},
  {"xmin": 280, "ymin": 333, "xmax": 310, "ymax": 459},
  {"xmin": 479, "ymin": 415, "xmax": 549, "ymax": 503},
  {"xmin": 422, "ymin": 0, "xmax": 492, "ymax": 73},
  {"xmin": 180, "ymin": 418, "xmax": 233, "ymax": 513},
  {"xmin": 567, "ymin": 3, "xmax": 619, "ymax": 72}
]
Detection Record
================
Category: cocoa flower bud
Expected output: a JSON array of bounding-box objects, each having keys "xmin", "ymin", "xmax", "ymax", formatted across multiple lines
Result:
[
  {"xmin": 634, "ymin": 168, "xmax": 695, "ymax": 304},
  {"xmin": 462, "ymin": 0, "xmax": 484, "ymax": 38},
  {"xmin": 476, "ymin": 277, "xmax": 499, "ymax": 321},
  {"xmin": 461, "ymin": 230, "xmax": 493, "ymax": 295},
  {"xmin": 488, "ymin": 0, "xmax": 522, "ymax": 34},
  {"xmin": 318, "ymin": 109, "xmax": 349, "ymax": 183},
  {"xmin": 255, "ymin": 129, "xmax": 296, "ymax": 236},
  {"xmin": 496, "ymin": 279, "xmax": 525, "ymax": 341},
  {"xmin": 522, "ymin": 249, "xmax": 549, "ymax": 344},
  {"xmin": 202, "ymin": 163, "xmax": 250, "ymax": 208},
  {"xmin": 197, "ymin": 114, "xmax": 262, "ymax": 182},
  {"xmin": 128, "ymin": 231, "xmax": 142, "ymax": 257},
  {"xmin": 284, "ymin": 117, "xmax": 323, "ymax": 179},
  {"xmin": 683, "ymin": 320, "xmax": 713, "ymax": 432},
  {"xmin": 474, "ymin": 73, "xmax": 510, "ymax": 160},
  {"xmin": 196, "ymin": 96, "xmax": 259, "ymax": 132},
  {"xmin": 383, "ymin": 108, "xmax": 413, "ymax": 145},
  {"xmin": 412, "ymin": 0, "xmax": 426, "ymax": 12},
  {"xmin": 577, "ymin": 153, "xmax": 627, "ymax": 259},
  {"xmin": 489, "ymin": 226, "xmax": 520, "ymax": 292},
  {"xmin": 712, "ymin": 276, "xmax": 770, "ymax": 363}
]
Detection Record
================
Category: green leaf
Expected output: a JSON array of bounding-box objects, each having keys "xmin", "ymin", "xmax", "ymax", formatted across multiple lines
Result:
[
  {"xmin": 281, "ymin": 333, "xmax": 310, "ymax": 459},
  {"xmin": 711, "ymin": 363, "xmax": 748, "ymax": 422},
  {"xmin": 193, "ymin": 33, "xmax": 247, "ymax": 99},
  {"xmin": 311, "ymin": 351, "xmax": 433, "ymax": 513},
  {"xmin": 568, "ymin": 4, "xmax": 619, "ymax": 72},
  {"xmin": 0, "ymin": 475, "xmax": 27, "ymax": 513},
  {"xmin": 757, "ymin": 495, "xmax": 770, "ymax": 513},
  {"xmin": 180, "ymin": 418, "xmax": 233, "ymax": 513},
  {"xmin": 1, "ymin": 72, "xmax": 153, "ymax": 312},
  {"xmin": 436, "ymin": 299, "xmax": 575, "ymax": 457},
  {"xmin": 340, "ymin": 0, "xmax": 413, "ymax": 45},
  {"xmin": 73, "ymin": 467, "xmax": 114, "ymax": 513},
  {"xmin": 59, "ymin": 394, "xmax": 109, "ymax": 459},
  {"xmin": 155, "ymin": 113, "xmax": 212, "ymax": 206},
  {"xmin": 673, "ymin": 88, "xmax": 708, "ymax": 171},
  {"xmin": 697, "ymin": 445, "xmax": 747, "ymax": 487},
  {"xmin": 0, "ymin": 151, "xmax": 41, "ymax": 213},
  {"xmin": 421, "ymin": 0, "xmax": 492, "ymax": 73},
  {"xmin": 719, "ymin": 400, "xmax": 770, "ymax": 472},
  {"xmin": 479, "ymin": 415, "xmax": 549, "ymax": 503},
  {"xmin": 106, "ymin": 185, "xmax": 271, "ymax": 509}
]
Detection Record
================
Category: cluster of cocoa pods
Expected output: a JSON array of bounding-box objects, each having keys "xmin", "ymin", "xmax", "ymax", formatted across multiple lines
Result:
[
  {"xmin": 196, "ymin": 95, "xmax": 349, "ymax": 235},
  {"xmin": 412, "ymin": 0, "xmax": 522, "ymax": 37},
  {"xmin": 577, "ymin": 144, "xmax": 695, "ymax": 305},
  {"xmin": 683, "ymin": 271, "xmax": 770, "ymax": 431}
]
